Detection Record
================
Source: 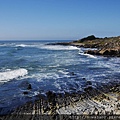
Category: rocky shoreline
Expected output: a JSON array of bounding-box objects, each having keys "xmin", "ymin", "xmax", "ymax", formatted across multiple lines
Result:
[
  {"xmin": 48, "ymin": 35, "xmax": 120, "ymax": 57},
  {"xmin": 0, "ymin": 36, "xmax": 120, "ymax": 120},
  {"xmin": 0, "ymin": 81, "xmax": 119, "ymax": 120}
]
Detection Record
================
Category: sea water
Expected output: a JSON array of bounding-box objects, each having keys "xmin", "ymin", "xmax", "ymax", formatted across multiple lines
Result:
[{"xmin": 0, "ymin": 40, "xmax": 120, "ymax": 114}]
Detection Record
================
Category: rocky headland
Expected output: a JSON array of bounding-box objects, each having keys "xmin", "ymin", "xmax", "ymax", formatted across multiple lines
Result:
[{"xmin": 49, "ymin": 35, "xmax": 120, "ymax": 57}]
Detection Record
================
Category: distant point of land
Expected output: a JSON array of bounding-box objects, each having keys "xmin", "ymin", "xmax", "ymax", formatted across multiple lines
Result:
[{"xmin": 50, "ymin": 35, "xmax": 120, "ymax": 57}]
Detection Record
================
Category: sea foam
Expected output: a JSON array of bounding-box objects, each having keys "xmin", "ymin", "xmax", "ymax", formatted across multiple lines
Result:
[
  {"xmin": 0, "ymin": 68, "xmax": 28, "ymax": 82},
  {"xmin": 41, "ymin": 45, "xmax": 80, "ymax": 50},
  {"xmin": 16, "ymin": 44, "xmax": 28, "ymax": 47},
  {"xmin": 79, "ymin": 52, "xmax": 97, "ymax": 58}
]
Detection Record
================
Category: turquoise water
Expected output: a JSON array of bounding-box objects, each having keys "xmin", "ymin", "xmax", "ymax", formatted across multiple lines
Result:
[{"xmin": 0, "ymin": 40, "xmax": 120, "ymax": 114}]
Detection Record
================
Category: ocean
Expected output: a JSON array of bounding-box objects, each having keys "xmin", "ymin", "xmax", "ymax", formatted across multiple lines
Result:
[{"xmin": 0, "ymin": 40, "xmax": 120, "ymax": 114}]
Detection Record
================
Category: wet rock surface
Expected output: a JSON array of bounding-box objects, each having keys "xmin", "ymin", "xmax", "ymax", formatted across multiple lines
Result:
[{"xmin": 0, "ymin": 82, "xmax": 119, "ymax": 120}]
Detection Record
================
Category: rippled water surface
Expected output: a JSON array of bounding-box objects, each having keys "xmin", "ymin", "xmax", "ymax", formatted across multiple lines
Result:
[{"xmin": 0, "ymin": 40, "xmax": 120, "ymax": 114}]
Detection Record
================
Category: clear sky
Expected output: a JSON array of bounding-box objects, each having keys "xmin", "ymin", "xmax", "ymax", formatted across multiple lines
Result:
[{"xmin": 0, "ymin": 0, "xmax": 120, "ymax": 40}]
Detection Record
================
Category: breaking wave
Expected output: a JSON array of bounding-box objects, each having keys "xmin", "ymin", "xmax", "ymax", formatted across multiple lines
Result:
[
  {"xmin": 0, "ymin": 68, "xmax": 28, "ymax": 82},
  {"xmin": 15, "ymin": 44, "xmax": 28, "ymax": 47},
  {"xmin": 41, "ymin": 45, "xmax": 80, "ymax": 50},
  {"xmin": 79, "ymin": 52, "xmax": 97, "ymax": 58}
]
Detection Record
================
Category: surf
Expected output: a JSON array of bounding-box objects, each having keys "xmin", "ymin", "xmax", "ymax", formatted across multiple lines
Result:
[
  {"xmin": 0, "ymin": 68, "xmax": 28, "ymax": 82},
  {"xmin": 79, "ymin": 52, "xmax": 97, "ymax": 58},
  {"xmin": 41, "ymin": 45, "xmax": 80, "ymax": 50}
]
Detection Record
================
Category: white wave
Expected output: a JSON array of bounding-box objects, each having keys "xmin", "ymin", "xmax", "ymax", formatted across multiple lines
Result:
[
  {"xmin": 78, "ymin": 52, "xmax": 84, "ymax": 56},
  {"xmin": 15, "ymin": 43, "xmax": 44, "ymax": 49},
  {"xmin": 58, "ymin": 70, "xmax": 70, "ymax": 78},
  {"xmin": 79, "ymin": 52, "xmax": 97, "ymax": 58},
  {"xmin": 0, "ymin": 68, "xmax": 28, "ymax": 82},
  {"xmin": 84, "ymin": 53, "xmax": 97, "ymax": 58},
  {"xmin": 16, "ymin": 44, "xmax": 28, "ymax": 47},
  {"xmin": 41, "ymin": 45, "xmax": 80, "ymax": 50},
  {"xmin": 0, "ymin": 43, "xmax": 15, "ymax": 47},
  {"xmin": 95, "ymin": 60, "xmax": 120, "ymax": 73},
  {"xmin": 26, "ymin": 70, "xmax": 70, "ymax": 82},
  {"xmin": 48, "ymin": 64, "xmax": 60, "ymax": 68},
  {"xmin": 40, "ymin": 73, "xmax": 59, "ymax": 79},
  {"xmin": 58, "ymin": 70, "xmax": 69, "ymax": 75}
]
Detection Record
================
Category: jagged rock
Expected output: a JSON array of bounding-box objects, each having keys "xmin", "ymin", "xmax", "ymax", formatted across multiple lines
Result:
[
  {"xmin": 99, "ymin": 49, "xmax": 120, "ymax": 56},
  {"xmin": 85, "ymin": 49, "xmax": 120, "ymax": 57},
  {"xmin": 85, "ymin": 50, "xmax": 100, "ymax": 55}
]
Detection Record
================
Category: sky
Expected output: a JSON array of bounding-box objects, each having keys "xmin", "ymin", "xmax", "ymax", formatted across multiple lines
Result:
[{"xmin": 0, "ymin": 0, "xmax": 120, "ymax": 40}]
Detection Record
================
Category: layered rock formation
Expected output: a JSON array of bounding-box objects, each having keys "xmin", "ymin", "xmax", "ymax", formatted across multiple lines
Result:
[{"xmin": 1, "ymin": 82, "xmax": 119, "ymax": 120}]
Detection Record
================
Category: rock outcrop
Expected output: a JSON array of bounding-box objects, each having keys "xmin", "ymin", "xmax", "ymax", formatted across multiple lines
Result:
[
  {"xmin": 50, "ymin": 35, "xmax": 120, "ymax": 57},
  {"xmin": 74, "ymin": 35, "xmax": 120, "ymax": 57},
  {"xmin": 1, "ymin": 82, "xmax": 119, "ymax": 119}
]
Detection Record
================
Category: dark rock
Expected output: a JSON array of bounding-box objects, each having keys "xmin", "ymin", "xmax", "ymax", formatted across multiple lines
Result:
[
  {"xmin": 19, "ymin": 81, "xmax": 32, "ymax": 90},
  {"xmin": 100, "ymin": 49, "xmax": 120, "ymax": 56},
  {"xmin": 46, "ymin": 91, "xmax": 56, "ymax": 106},
  {"xmin": 86, "ymin": 81, "xmax": 92, "ymax": 85},
  {"xmin": 85, "ymin": 49, "xmax": 120, "ymax": 57},
  {"xmin": 23, "ymin": 91, "xmax": 29, "ymax": 95},
  {"xmin": 84, "ymin": 85, "xmax": 93, "ymax": 91},
  {"xmin": 80, "ymin": 35, "xmax": 98, "ymax": 42},
  {"xmin": 70, "ymin": 72, "xmax": 75, "ymax": 76},
  {"xmin": 27, "ymin": 84, "xmax": 32, "ymax": 90},
  {"xmin": 82, "ymin": 78, "xmax": 86, "ymax": 80},
  {"xmin": 84, "ymin": 50, "xmax": 100, "ymax": 55}
]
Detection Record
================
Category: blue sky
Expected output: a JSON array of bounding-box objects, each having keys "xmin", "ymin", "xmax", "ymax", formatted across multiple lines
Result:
[{"xmin": 0, "ymin": 0, "xmax": 120, "ymax": 40}]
